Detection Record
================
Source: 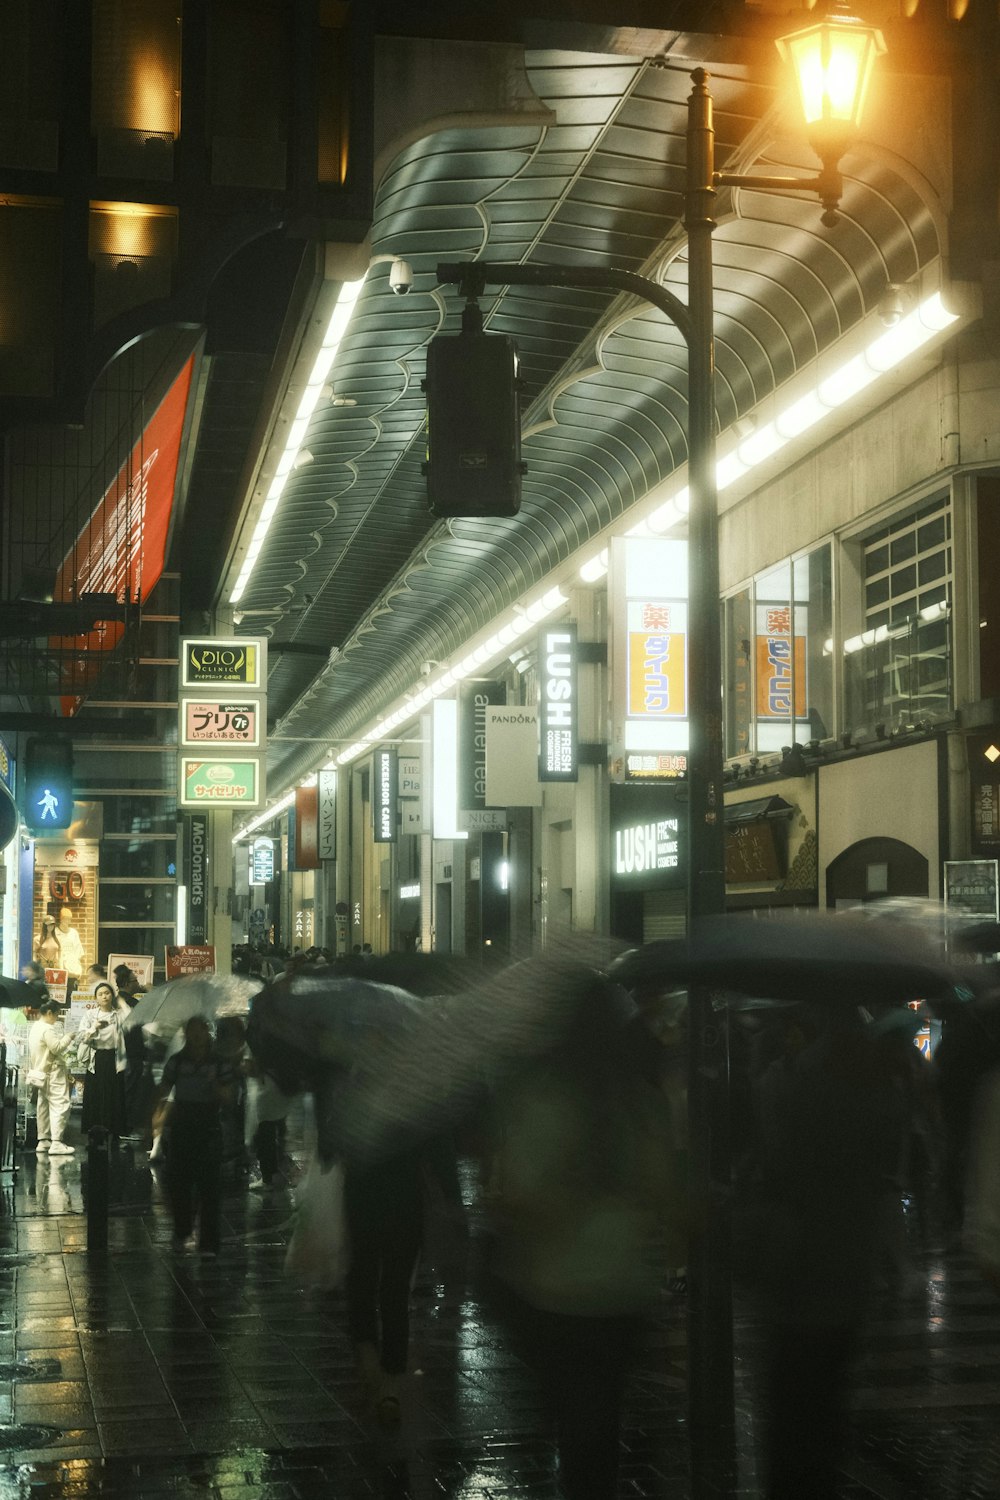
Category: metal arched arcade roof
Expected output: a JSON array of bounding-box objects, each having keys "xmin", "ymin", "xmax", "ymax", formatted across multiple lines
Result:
[{"xmin": 228, "ymin": 32, "xmax": 948, "ymax": 801}]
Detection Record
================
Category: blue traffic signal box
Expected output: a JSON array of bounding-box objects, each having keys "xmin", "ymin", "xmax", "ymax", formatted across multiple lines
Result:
[{"xmin": 24, "ymin": 739, "xmax": 74, "ymax": 833}]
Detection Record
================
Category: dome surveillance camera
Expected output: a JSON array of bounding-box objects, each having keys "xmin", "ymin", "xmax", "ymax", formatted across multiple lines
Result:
[
  {"xmin": 389, "ymin": 258, "xmax": 413, "ymax": 296},
  {"xmin": 878, "ymin": 284, "xmax": 906, "ymax": 328}
]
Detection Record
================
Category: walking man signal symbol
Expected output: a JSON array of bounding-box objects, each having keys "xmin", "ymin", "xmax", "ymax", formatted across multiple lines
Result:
[{"xmin": 37, "ymin": 788, "xmax": 60, "ymax": 822}]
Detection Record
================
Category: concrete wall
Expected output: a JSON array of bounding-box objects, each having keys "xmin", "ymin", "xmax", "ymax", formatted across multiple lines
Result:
[{"xmin": 818, "ymin": 738, "xmax": 940, "ymax": 900}]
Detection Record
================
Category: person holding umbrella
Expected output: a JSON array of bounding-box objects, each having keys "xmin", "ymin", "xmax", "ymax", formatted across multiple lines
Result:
[{"xmin": 154, "ymin": 1015, "xmax": 229, "ymax": 1256}]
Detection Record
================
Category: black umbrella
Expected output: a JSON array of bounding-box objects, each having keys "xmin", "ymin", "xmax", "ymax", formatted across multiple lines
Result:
[
  {"xmin": 609, "ymin": 911, "xmax": 959, "ymax": 1007},
  {"xmin": 246, "ymin": 973, "xmax": 425, "ymax": 1093},
  {"xmin": 0, "ymin": 977, "xmax": 50, "ymax": 1008},
  {"xmin": 949, "ymin": 921, "xmax": 1000, "ymax": 957}
]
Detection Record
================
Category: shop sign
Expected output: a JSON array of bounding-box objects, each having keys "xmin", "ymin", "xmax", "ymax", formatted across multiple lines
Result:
[
  {"xmin": 486, "ymin": 707, "xmax": 541, "ymax": 807},
  {"xmin": 107, "ymin": 953, "xmax": 155, "ymax": 990},
  {"xmin": 180, "ymin": 757, "xmax": 259, "ymax": 807},
  {"xmin": 184, "ymin": 814, "xmax": 207, "ymax": 944},
  {"xmin": 944, "ymin": 859, "xmax": 999, "ymax": 921},
  {"xmin": 628, "ymin": 600, "xmax": 687, "ymax": 718},
  {"xmin": 318, "ymin": 769, "xmax": 337, "ymax": 859},
  {"xmin": 611, "ymin": 537, "xmax": 690, "ymax": 781},
  {"xmin": 399, "ymin": 757, "xmax": 421, "ymax": 798},
  {"xmin": 165, "ymin": 944, "xmax": 216, "ymax": 979},
  {"xmin": 755, "ymin": 602, "xmax": 807, "ymax": 719},
  {"xmin": 539, "ymin": 625, "xmax": 578, "ymax": 782},
  {"xmin": 0, "ymin": 735, "xmax": 12, "ymax": 790},
  {"xmin": 249, "ymin": 838, "xmax": 274, "ymax": 885},
  {"xmin": 181, "ymin": 699, "xmax": 260, "ymax": 747},
  {"xmin": 294, "ymin": 785, "xmax": 319, "ymax": 869},
  {"xmin": 462, "ymin": 809, "xmax": 507, "ymax": 832},
  {"xmin": 400, "ymin": 883, "xmax": 420, "ymax": 899},
  {"xmin": 610, "ymin": 783, "xmax": 686, "ymax": 890},
  {"xmin": 180, "ymin": 637, "xmax": 265, "ymax": 689},
  {"xmin": 459, "ymin": 681, "xmax": 506, "ymax": 814},
  {"xmin": 614, "ymin": 817, "xmax": 681, "ymax": 876},
  {"xmin": 374, "ymin": 748, "xmax": 398, "ymax": 843}
]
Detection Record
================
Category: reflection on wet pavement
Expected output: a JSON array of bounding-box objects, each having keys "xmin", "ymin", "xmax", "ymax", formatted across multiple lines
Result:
[{"xmin": 1, "ymin": 1118, "xmax": 1000, "ymax": 1496}]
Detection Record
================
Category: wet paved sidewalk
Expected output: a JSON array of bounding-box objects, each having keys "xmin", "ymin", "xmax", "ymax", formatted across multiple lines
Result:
[{"xmin": 2, "ymin": 1135, "xmax": 1000, "ymax": 1497}]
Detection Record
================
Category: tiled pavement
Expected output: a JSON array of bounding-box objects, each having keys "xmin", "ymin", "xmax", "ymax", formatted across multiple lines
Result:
[{"xmin": 2, "ymin": 1129, "xmax": 1000, "ymax": 1497}]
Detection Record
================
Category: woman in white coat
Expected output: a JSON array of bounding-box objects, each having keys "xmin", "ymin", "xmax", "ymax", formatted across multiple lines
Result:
[{"xmin": 27, "ymin": 998, "xmax": 76, "ymax": 1154}]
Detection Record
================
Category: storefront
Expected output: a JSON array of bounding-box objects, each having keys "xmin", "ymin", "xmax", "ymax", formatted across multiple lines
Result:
[{"xmin": 609, "ymin": 781, "xmax": 687, "ymax": 944}]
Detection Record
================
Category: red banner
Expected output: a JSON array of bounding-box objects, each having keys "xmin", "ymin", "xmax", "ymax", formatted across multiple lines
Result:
[
  {"xmin": 295, "ymin": 786, "xmax": 320, "ymax": 870},
  {"xmin": 54, "ymin": 353, "xmax": 195, "ymax": 711}
]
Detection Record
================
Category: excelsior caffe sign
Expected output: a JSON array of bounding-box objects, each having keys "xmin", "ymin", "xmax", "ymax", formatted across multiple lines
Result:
[{"xmin": 178, "ymin": 637, "xmax": 267, "ymax": 811}]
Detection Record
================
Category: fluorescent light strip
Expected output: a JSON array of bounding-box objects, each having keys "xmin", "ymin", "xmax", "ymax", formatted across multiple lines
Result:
[
  {"xmin": 230, "ymin": 276, "xmax": 366, "ymax": 605},
  {"xmin": 333, "ymin": 585, "xmax": 569, "ymax": 767},
  {"xmin": 575, "ymin": 292, "xmax": 958, "ymax": 583},
  {"xmin": 233, "ymin": 787, "xmax": 296, "ymax": 844}
]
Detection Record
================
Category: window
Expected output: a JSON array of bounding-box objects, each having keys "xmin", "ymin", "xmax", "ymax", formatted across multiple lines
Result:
[
  {"xmin": 723, "ymin": 543, "xmax": 833, "ymax": 757},
  {"xmin": 845, "ymin": 497, "xmax": 952, "ymax": 732}
]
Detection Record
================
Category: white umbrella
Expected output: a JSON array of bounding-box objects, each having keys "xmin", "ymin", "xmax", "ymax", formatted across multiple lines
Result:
[{"xmin": 122, "ymin": 973, "xmax": 263, "ymax": 1035}]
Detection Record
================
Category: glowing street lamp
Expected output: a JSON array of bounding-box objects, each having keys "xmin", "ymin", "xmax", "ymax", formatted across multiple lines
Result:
[{"xmin": 777, "ymin": 6, "xmax": 887, "ymax": 224}]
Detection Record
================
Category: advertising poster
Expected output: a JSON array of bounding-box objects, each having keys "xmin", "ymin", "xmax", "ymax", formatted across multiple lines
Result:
[
  {"xmin": 107, "ymin": 953, "xmax": 155, "ymax": 992},
  {"xmin": 165, "ymin": 944, "xmax": 216, "ymax": 979},
  {"xmin": 943, "ymin": 859, "xmax": 999, "ymax": 922},
  {"xmin": 627, "ymin": 600, "xmax": 688, "ymax": 720},
  {"xmin": 754, "ymin": 601, "xmax": 808, "ymax": 720}
]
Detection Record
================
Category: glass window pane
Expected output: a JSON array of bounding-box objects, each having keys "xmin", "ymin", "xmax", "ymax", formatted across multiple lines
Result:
[
  {"xmin": 100, "ymin": 841, "xmax": 176, "ymax": 878},
  {"xmin": 890, "ymin": 564, "xmax": 916, "ymax": 596},
  {"xmin": 866, "ymin": 577, "xmax": 890, "ymax": 608},
  {"xmin": 866, "ymin": 543, "xmax": 889, "ymax": 575},
  {"xmin": 919, "ymin": 551, "xmax": 947, "ymax": 585},
  {"xmin": 99, "ymin": 884, "xmax": 176, "ymax": 924},
  {"xmin": 723, "ymin": 588, "xmax": 753, "ymax": 757},
  {"xmin": 99, "ymin": 796, "xmax": 177, "ymax": 835},
  {"xmin": 918, "ymin": 516, "xmax": 946, "ymax": 551},
  {"xmin": 890, "ymin": 531, "xmax": 916, "ymax": 564}
]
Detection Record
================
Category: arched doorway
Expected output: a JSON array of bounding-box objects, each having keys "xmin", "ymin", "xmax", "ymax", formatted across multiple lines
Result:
[{"xmin": 826, "ymin": 837, "xmax": 929, "ymax": 909}]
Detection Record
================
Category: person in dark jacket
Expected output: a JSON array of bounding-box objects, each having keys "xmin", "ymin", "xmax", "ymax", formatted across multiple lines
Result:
[{"xmin": 155, "ymin": 1016, "xmax": 228, "ymax": 1256}]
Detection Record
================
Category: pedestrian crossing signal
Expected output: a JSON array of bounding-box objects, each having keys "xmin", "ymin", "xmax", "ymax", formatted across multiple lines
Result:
[
  {"xmin": 24, "ymin": 739, "xmax": 74, "ymax": 832},
  {"xmin": 423, "ymin": 330, "xmax": 525, "ymax": 518}
]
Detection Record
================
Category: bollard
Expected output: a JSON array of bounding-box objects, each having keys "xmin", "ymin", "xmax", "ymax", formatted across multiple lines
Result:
[{"xmin": 86, "ymin": 1125, "xmax": 110, "ymax": 1256}]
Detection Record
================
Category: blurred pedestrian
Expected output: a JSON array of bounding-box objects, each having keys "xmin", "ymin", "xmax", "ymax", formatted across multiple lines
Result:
[
  {"xmin": 486, "ymin": 971, "xmax": 675, "ymax": 1500},
  {"xmin": 76, "ymin": 981, "xmax": 126, "ymax": 1138},
  {"xmin": 751, "ymin": 1010, "xmax": 894, "ymax": 1500},
  {"xmin": 28, "ymin": 998, "xmax": 77, "ymax": 1155},
  {"xmin": 155, "ymin": 1016, "xmax": 228, "ymax": 1256}
]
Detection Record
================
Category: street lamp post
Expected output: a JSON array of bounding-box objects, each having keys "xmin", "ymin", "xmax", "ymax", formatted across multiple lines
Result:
[
  {"xmin": 436, "ymin": 12, "xmax": 885, "ymax": 1492},
  {"xmin": 683, "ymin": 13, "xmax": 885, "ymax": 1490}
]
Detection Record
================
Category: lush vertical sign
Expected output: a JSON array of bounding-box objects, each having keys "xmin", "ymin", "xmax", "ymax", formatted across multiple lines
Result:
[{"xmin": 538, "ymin": 624, "xmax": 578, "ymax": 781}]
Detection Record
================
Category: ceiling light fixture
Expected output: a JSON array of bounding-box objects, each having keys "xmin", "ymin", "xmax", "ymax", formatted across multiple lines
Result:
[{"xmin": 229, "ymin": 273, "xmax": 366, "ymax": 605}]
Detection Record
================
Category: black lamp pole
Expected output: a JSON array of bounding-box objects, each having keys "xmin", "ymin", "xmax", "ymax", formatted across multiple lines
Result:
[{"xmin": 437, "ymin": 51, "xmax": 870, "ymax": 1492}]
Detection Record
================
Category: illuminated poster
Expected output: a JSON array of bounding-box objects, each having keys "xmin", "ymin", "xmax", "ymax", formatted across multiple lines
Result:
[
  {"xmin": 612, "ymin": 537, "xmax": 690, "ymax": 781},
  {"xmin": 53, "ymin": 355, "xmax": 196, "ymax": 713},
  {"xmin": 755, "ymin": 602, "xmax": 807, "ymax": 720},
  {"xmin": 627, "ymin": 600, "xmax": 688, "ymax": 719}
]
